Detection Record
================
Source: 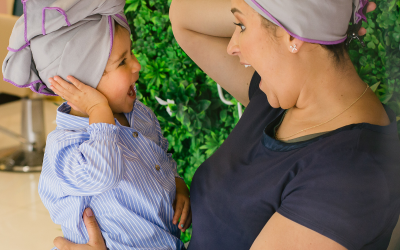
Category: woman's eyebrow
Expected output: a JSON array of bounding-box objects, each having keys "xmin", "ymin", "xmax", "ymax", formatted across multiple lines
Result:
[
  {"xmin": 231, "ymin": 8, "xmax": 243, "ymax": 15},
  {"xmin": 112, "ymin": 50, "xmax": 128, "ymax": 64}
]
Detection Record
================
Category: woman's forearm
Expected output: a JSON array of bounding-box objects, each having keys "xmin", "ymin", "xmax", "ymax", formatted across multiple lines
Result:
[
  {"xmin": 170, "ymin": 0, "xmax": 235, "ymax": 38},
  {"xmin": 170, "ymin": 0, "xmax": 254, "ymax": 106}
]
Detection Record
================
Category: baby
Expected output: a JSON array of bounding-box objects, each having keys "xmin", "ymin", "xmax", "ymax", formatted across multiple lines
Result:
[{"xmin": 2, "ymin": 0, "xmax": 190, "ymax": 249}]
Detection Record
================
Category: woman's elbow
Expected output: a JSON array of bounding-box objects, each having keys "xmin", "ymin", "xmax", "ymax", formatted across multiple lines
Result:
[{"xmin": 169, "ymin": 0, "xmax": 178, "ymax": 27}]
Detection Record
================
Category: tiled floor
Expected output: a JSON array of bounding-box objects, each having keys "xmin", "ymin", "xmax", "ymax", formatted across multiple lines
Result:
[{"xmin": 0, "ymin": 99, "xmax": 62, "ymax": 250}]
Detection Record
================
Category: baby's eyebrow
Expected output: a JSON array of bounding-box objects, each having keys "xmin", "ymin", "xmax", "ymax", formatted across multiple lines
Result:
[{"xmin": 111, "ymin": 50, "xmax": 128, "ymax": 64}]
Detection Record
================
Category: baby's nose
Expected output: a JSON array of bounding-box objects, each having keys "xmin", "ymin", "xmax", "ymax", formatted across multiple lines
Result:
[{"xmin": 132, "ymin": 62, "xmax": 141, "ymax": 73}]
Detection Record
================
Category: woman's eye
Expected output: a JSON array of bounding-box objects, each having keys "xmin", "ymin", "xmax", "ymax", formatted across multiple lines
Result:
[
  {"xmin": 119, "ymin": 59, "xmax": 126, "ymax": 66},
  {"xmin": 233, "ymin": 22, "xmax": 246, "ymax": 33}
]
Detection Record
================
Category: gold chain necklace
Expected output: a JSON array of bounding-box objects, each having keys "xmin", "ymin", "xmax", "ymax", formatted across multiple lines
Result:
[{"xmin": 275, "ymin": 83, "xmax": 369, "ymax": 141}]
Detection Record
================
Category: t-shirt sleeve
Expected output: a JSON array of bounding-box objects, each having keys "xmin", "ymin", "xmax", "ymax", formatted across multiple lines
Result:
[
  {"xmin": 277, "ymin": 151, "xmax": 392, "ymax": 250},
  {"xmin": 249, "ymin": 71, "xmax": 261, "ymax": 101}
]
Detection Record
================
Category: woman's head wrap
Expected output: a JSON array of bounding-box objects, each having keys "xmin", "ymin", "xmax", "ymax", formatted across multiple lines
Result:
[
  {"xmin": 244, "ymin": 0, "xmax": 369, "ymax": 45},
  {"xmin": 2, "ymin": 0, "xmax": 130, "ymax": 96}
]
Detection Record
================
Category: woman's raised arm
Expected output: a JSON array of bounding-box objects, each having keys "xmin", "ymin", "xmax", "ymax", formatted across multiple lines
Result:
[{"xmin": 169, "ymin": 0, "xmax": 255, "ymax": 106}]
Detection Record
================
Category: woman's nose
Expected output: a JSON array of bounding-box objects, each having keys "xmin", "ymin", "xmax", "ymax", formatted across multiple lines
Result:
[{"xmin": 227, "ymin": 30, "xmax": 241, "ymax": 56}]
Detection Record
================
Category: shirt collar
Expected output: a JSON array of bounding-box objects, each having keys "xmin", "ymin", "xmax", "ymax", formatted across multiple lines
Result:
[
  {"xmin": 56, "ymin": 102, "xmax": 136, "ymax": 130},
  {"xmin": 262, "ymin": 104, "xmax": 399, "ymax": 152}
]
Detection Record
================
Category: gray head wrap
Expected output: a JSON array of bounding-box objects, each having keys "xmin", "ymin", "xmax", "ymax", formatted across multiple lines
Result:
[
  {"xmin": 244, "ymin": 0, "xmax": 369, "ymax": 45},
  {"xmin": 2, "ymin": 0, "xmax": 130, "ymax": 96}
]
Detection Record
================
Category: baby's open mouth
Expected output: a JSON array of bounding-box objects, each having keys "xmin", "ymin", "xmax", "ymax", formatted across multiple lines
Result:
[{"xmin": 128, "ymin": 84, "xmax": 135, "ymax": 97}]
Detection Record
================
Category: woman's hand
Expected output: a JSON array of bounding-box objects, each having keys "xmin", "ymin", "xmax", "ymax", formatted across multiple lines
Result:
[
  {"xmin": 173, "ymin": 177, "xmax": 192, "ymax": 232},
  {"xmin": 358, "ymin": 1, "xmax": 377, "ymax": 36},
  {"xmin": 49, "ymin": 75, "xmax": 109, "ymax": 116},
  {"xmin": 54, "ymin": 208, "xmax": 107, "ymax": 250}
]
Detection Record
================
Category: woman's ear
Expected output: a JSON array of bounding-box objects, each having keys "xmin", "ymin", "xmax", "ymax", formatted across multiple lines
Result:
[
  {"xmin": 286, "ymin": 37, "xmax": 304, "ymax": 54},
  {"xmin": 277, "ymin": 27, "xmax": 305, "ymax": 54}
]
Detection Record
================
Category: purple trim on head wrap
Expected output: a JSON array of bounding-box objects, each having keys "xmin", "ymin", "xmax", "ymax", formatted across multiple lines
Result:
[
  {"xmin": 7, "ymin": 41, "xmax": 30, "ymax": 52},
  {"xmin": 355, "ymin": 0, "xmax": 369, "ymax": 23},
  {"xmin": 3, "ymin": 77, "xmax": 35, "ymax": 88},
  {"xmin": 115, "ymin": 14, "xmax": 129, "ymax": 26},
  {"xmin": 108, "ymin": 16, "xmax": 114, "ymax": 58},
  {"xmin": 30, "ymin": 85, "xmax": 58, "ymax": 96},
  {"xmin": 38, "ymin": 84, "xmax": 47, "ymax": 93},
  {"xmin": 22, "ymin": 0, "xmax": 29, "ymax": 43},
  {"xmin": 3, "ymin": 77, "xmax": 57, "ymax": 96},
  {"xmin": 7, "ymin": 1, "xmax": 31, "ymax": 52},
  {"xmin": 249, "ymin": 0, "xmax": 347, "ymax": 45},
  {"xmin": 42, "ymin": 7, "xmax": 72, "ymax": 35}
]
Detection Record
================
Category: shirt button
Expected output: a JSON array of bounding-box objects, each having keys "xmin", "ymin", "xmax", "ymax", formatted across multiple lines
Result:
[
  {"xmin": 155, "ymin": 165, "xmax": 160, "ymax": 171},
  {"xmin": 132, "ymin": 132, "xmax": 138, "ymax": 138}
]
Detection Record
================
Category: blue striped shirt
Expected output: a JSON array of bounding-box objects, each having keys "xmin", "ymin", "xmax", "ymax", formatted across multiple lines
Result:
[{"xmin": 38, "ymin": 101, "xmax": 184, "ymax": 250}]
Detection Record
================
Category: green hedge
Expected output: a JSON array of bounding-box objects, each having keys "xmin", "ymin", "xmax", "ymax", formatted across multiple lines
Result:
[
  {"xmin": 124, "ymin": 0, "xmax": 400, "ymax": 242},
  {"xmin": 350, "ymin": 0, "xmax": 400, "ymax": 135}
]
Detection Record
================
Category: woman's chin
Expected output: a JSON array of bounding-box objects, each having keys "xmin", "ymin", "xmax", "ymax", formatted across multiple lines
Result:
[{"xmin": 262, "ymin": 91, "xmax": 281, "ymax": 109}]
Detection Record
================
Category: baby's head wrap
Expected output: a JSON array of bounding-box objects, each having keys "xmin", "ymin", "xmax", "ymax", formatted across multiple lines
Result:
[
  {"xmin": 244, "ymin": 0, "xmax": 369, "ymax": 45},
  {"xmin": 2, "ymin": 0, "xmax": 130, "ymax": 96}
]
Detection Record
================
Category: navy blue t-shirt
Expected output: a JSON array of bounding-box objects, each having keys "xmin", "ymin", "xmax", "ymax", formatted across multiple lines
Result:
[{"xmin": 188, "ymin": 71, "xmax": 400, "ymax": 250}]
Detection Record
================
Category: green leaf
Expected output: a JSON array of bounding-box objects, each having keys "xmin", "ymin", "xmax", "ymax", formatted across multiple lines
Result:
[
  {"xmin": 185, "ymin": 84, "xmax": 196, "ymax": 98},
  {"xmin": 196, "ymin": 100, "xmax": 211, "ymax": 112},
  {"xmin": 388, "ymin": 0, "xmax": 397, "ymax": 11},
  {"xmin": 359, "ymin": 56, "xmax": 368, "ymax": 66},
  {"xmin": 392, "ymin": 33, "xmax": 400, "ymax": 43},
  {"xmin": 220, "ymin": 110, "xmax": 227, "ymax": 122},
  {"xmin": 183, "ymin": 112, "xmax": 190, "ymax": 126},
  {"xmin": 367, "ymin": 41, "xmax": 376, "ymax": 49},
  {"xmin": 370, "ymin": 82, "xmax": 381, "ymax": 92},
  {"xmin": 125, "ymin": 0, "xmax": 140, "ymax": 12}
]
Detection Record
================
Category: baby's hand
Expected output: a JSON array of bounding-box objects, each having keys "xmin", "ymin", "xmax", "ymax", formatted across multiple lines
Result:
[
  {"xmin": 173, "ymin": 178, "xmax": 191, "ymax": 232},
  {"xmin": 49, "ymin": 75, "xmax": 109, "ymax": 116}
]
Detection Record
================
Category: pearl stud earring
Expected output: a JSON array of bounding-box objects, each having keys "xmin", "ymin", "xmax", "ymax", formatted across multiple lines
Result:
[{"xmin": 290, "ymin": 44, "xmax": 297, "ymax": 52}]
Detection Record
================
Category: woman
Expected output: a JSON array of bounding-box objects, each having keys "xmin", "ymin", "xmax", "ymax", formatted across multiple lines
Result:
[{"xmin": 54, "ymin": 0, "xmax": 400, "ymax": 249}]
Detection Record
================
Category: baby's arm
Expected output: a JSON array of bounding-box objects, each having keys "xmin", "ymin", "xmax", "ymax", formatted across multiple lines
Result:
[
  {"xmin": 51, "ymin": 123, "xmax": 123, "ymax": 196},
  {"xmin": 150, "ymin": 110, "xmax": 192, "ymax": 231},
  {"xmin": 47, "ymin": 76, "xmax": 123, "ymax": 196}
]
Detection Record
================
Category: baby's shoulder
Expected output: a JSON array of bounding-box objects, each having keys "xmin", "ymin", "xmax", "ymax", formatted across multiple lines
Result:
[
  {"xmin": 47, "ymin": 127, "xmax": 90, "ymax": 147},
  {"xmin": 133, "ymin": 100, "xmax": 157, "ymax": 119}
]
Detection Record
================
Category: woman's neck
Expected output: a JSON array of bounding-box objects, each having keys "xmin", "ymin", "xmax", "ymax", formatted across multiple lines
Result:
[{"xmin": 288, "ymin": 53, "xmax": 370, "ymax": 123}]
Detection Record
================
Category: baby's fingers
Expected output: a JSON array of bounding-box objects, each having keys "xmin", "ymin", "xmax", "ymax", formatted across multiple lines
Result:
[
  {"xmin": 178, "ymin": 200, "xmax": 191, "ymax": 231},
  {"xmin": 54, "ymin": 76, "xmax": 78, "ymax": 94},
  {"xmin": 67, "ymin": 75, "xmax": 86, "ymax": 91},
  {"xmin": 366, "ymin": 1, "xmax": 376, "ymax": 14},
  {"xmin": 182, "ymin": 210, "xmax": 192, "ymax": 231},
  {"xmin": 172, "ymin": 199, "xmax": 183, "ymax": 225},
  {"xmin": 49, "ymin": 78, "xmax": 70, "ymax": 100}
]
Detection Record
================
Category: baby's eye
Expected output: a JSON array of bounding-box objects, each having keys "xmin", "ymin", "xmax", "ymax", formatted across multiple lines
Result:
[
  {"xmin": 233, "ymin": 22, "xmax": 246, "ymax": 33},
  {"xmin": 119, "ymin": 59, "xmax": 126, "ymax": 66}
]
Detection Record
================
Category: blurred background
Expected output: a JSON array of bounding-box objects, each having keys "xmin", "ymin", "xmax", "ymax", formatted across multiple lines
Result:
[{"xmin": 0, "ymin": 0, "xmax": 399, "ymax": 249}]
